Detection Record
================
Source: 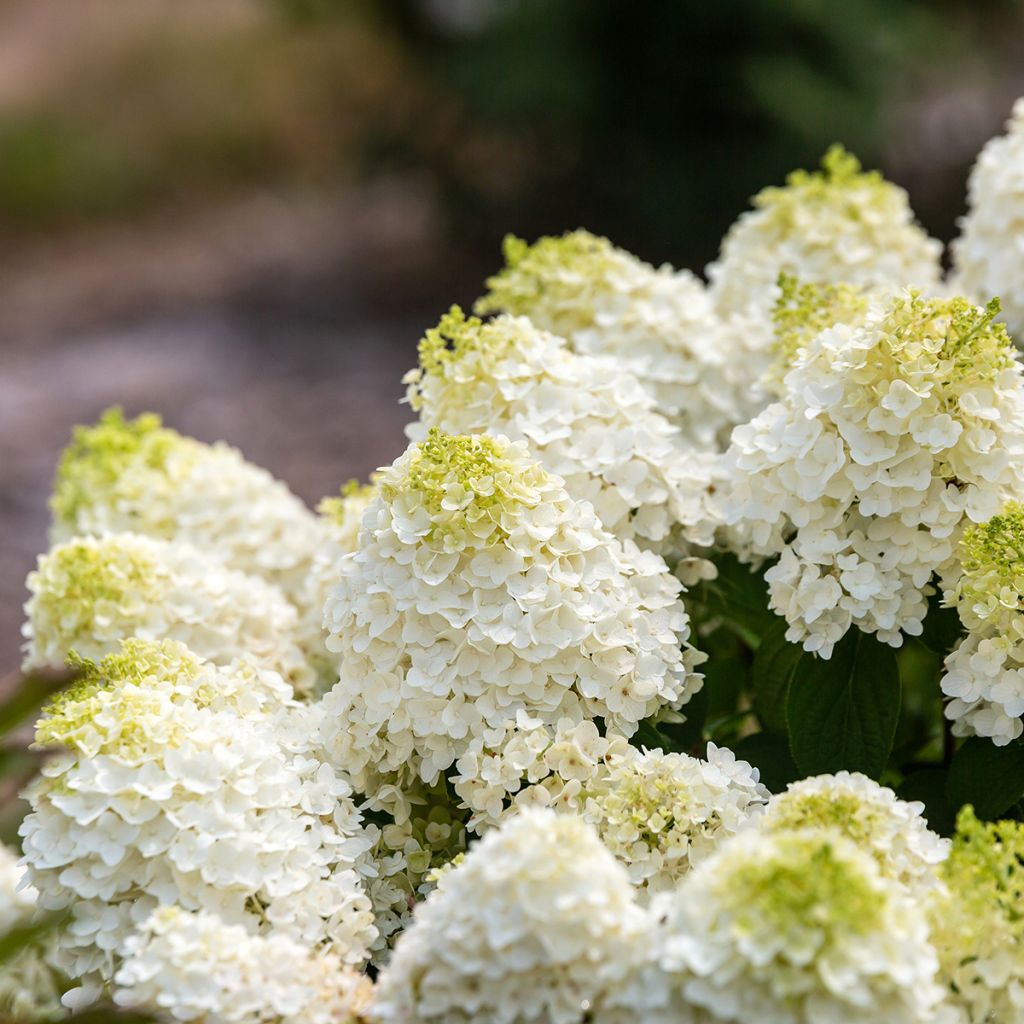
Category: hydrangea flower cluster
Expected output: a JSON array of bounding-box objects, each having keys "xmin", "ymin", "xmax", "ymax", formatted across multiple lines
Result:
[
  {"xmin": 708, "ymin": 145, "xmax": 942, "ymax": 317},
  {"xmin": 928, "ymin": 808, "xmax": 1024, "ymax": 1024},
  {"xmin": 114, "ymin": 907, "xmax": 374, "ymax": 1024},
  {"xmin": 17, "ymin": 108, "xmax": 1024, "ymax": 1023},
  {"xmin": 20, "ymin": 639, "xmax": 376, "ymax": 995},
  {"xmin": 941, "ymin": 502, "xmax": 1024, "ymax": 743},
  {"xmin": 404, "ymin": 306, "xmax": 719, "ymax": 575},
  {"xmin": 317, "ymin": 429, "xmax": 703, "ymax": 799},
  {"xmin": 477, "ymin": 230, "xmax": 768, "ymax": 448},
  {"xmin": 22, "ymin": 531, "xmax": 315, "ymax": 693},
  {"xmin": 953, "ymin": 98, "xmax": 1024, "ymax": 342},
  {"xmin": 727, "ymin": 292, "xmax": 1024, "ymax": 656}
]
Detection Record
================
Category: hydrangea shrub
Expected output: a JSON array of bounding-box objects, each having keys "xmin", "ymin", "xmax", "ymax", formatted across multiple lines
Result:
[{"xmin": 8, "ymin": 105, "xmax": 1024, "ymax": 1023}]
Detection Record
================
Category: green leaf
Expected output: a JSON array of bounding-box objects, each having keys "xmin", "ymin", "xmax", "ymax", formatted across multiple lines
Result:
[
  {"xmin": 658, "ymin": 683, "xmax": 708, "ymax": 754},
  {"xmin": 696, "ymin": 553, "xmax": 776, "ymax": 648},
  {"xmin": 732, "ymin": 732, "xmax": 799, "ymax": 794},
  {"xmin": 751, "ymin": 620, "xmax": 801, "ymax": 734},
  {"xmin": 786, "ymin": 631, "xmax": 901, "ymax": 779},
  {"xmin": 898, "ymin": 768, "xmax": 955, "ymax": 836},
  {"xmin": 918, "ymin": 590, "xmax": 963, "ymax": 656},
  {"xmin": 947, "ymin": 737, "xmax": 1024, "ymax": 821}
]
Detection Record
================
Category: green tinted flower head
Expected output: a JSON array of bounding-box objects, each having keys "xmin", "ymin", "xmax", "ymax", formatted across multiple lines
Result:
[
  {"xmin": 317, "ymin": 478, "xmax": 375, "ymax": 527},
  {"xmin": 763, "ymin": 788, "xmax": 883, "ymax": 844},
  {"xmin": 771, "ymin": 273, "xmax": 871, "ymax": 380},
  {"xmin": 51, "ymin": 407, "xmax": 182, "ymax": 527},
  {"xmin": 719, "ymin": 829, "xmax": 884, "ymax": 939},
  {"xmin": 383, "ymin": 429, "xmax": 548, "ymax": 545},
  {"xmin": 956, "ymin": 501, "xmax": 1024, "ymax": 627},
  {"xmin": 36, "ymin": 639, "xmax": 201, "ymax": 756},
  {"xmin": 475, "ymin": 230, "xmax": 622, "ymax": 322}
]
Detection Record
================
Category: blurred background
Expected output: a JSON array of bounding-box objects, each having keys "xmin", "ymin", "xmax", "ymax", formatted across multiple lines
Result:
[{"xmin": 2, "ymin": 0, "xmax": 1024, "ymax": 671}]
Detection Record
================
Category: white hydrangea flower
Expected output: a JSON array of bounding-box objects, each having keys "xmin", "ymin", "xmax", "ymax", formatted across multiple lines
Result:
[
  {"xmin": 0, "ymin": 845, "xmax": 66, "ymax": 1021},
  {"xmin": 23, "ymin": 531, "xmax": 316, "ymax": 694},
  {"xmin": 758, "ymin": 772, "xmax": 949, "ymax": 894},
  {"xmin": 403, "ymin": 306, "xmax": 720, "ymax": 575},
  {"xmin": 726, "ymin": 292, "xmax": 1024, "ymax": 657},
  {"xmin": 940, "ymin": 502, "xmax": 1024, "ymax": 744},
  {"xmin": 656, "ymin": 827, "xmax": 943, "ymax": 1024},
  {"xmin": 575, "ymin": 743, "xmax": 769, "ymax": 897},
  {"xmin": 952, "ymin": 98, "xmax": 1024, "ymax": 343},
  {"xmin": 317, "ymin": 430, "xmax": 703, "ymax": 806},
  {"xmin": 476, "ymin": 230, "xmax": 770, "ymax": 449},
  {"xmin": 114, "ymin": 907, "xmax": 374, "ymax": 1024},
  {"xmin": 373, "ymin": 807, "xmax": 655, "ymax": 1024},
  {"xmin": 708, "ymin": 145, "xmax": 942, "ymax": 318},
  {"xmin": 20, "ymin": 639, "xmax": 376, "ymax": 991},
  {"xmin": 929, "ymin": 808, "xmax": 1024, "ymax": 1024}
]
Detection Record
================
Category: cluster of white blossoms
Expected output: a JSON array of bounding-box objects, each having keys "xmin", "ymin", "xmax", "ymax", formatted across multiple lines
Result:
[
  {"xmin": 941, "ymin": 502, "xmax": 1024, "ymax": 744},
  {"xmin": 22, "ymin": 531, "xmax": 316, "ymax": 693},
  {"xmin": 114, "ymin": 907, "xmax": 374, "ymax": 1024},
  {"xmin": 18, "ymin": 106, "xmax": 1024, "ymax": 1024},
  {"xmin": 317, "ymin": 429, "xmax": 703, "ymax": 800},
  {"xmin": 727, "ymin": 291, "xmax": 1024, "ymax": 656},
  {"xmin": 953, "ymin": 98, "xmax": 1024, "ymax": 342},
  {"xmin": 20, "ymin": 639, "xmax": 376, "ymax": 996},
  {"xmin": 404, "ymin": 306, "xmax": 719, "ymax": 575},
  {"xmin": 708, "ymin": 145, "xmax": 943, "ymax": 317},
  {"xmin": 477, "ymin": 230, "xmax": 769, "ymax": 449}
]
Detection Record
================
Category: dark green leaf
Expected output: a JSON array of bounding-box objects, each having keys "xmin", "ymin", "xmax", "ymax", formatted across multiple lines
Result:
[
  {"xmin": 786, "ymin": 632, "xmax": 901, "ymax": 779},
  {"xmin": 898, "ymin": 768, "xmax": 955, "ymax": 836},
  {"xmin": 696, "ymin": 553, "xmax": 776, "ymax": 648},
  {"xmin": 918, "ymin": 590, "xmax": 963, "ymax": 657},
  {"xmin": 699, "ymin": 629, "xmax": 749, "ymax": 719},
  {"xmin": 658, "ymin": 683, "xmax": 708, "ymax": 754},
  {"xmin": 751, "ymin": 620, "xmax": 801, "ymax": 734},
  {"xmin": 947, "ymin": 737, "xmax": 1024, "ymax": 820},
  {"xmin": 732, "ymin": 732, "xmax": 799, "ymax": 793}
]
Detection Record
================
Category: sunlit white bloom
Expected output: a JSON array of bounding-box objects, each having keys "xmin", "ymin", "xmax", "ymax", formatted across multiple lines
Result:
[
  {"xmin": 373, "ymin": 808, "xmax": 654, "ymax": 1024},
  {"xmin": 656, "ymin": 827, "xmax": 943, "ymax": 1024},
  {"xmin": 941, "ymin": 502, "xmax": 1024, "ymax": 743},
  {"xmin": 318, "ymin": 430, "xmax": 703, "ymax": 808},
  {"xmin": 48, "ymin": 408, "xmax": 330, "ymax": 679},
  {"xmin": 0, "ymin": 845, "xmax": 65, "ymax": 1021},
  {"xmin": 476, "ymin": 230, "xmax": 770, "ymax": 449},
  {"xmin": 726, "ymin": 292, "xmax": 1024, "ymax": 656},
  {"xmin": 114, "ymin": 907, "xmax": 374, "ymax": 1024},
  {"xmin": 404, "ymin": 306, "xmax": 721, "ymax": 575},
  {"xmin": 708, "ymin": 145, "xmax": 942, "ymax": 318},
  {"xmin": 952, "ymin": 97, "xmax": 1024, "ymax": 343},
  {"xmin": 758, "ymin": 772, "xmax": 949, "ymax": 894},
  {"xmin": 21, "ymin": 639, "xmax": 376, "ymax": 992},
  {"xmin": 23, "ymin": 531, "xmax": 315, "ymax": 694}
]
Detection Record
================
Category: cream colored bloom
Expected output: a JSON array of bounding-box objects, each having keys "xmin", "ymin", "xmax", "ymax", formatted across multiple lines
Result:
[
  {"xmin": 708, "ymin": 145, "xmax": 942, "ymax": 317},
  {"xmin": 318, "ymin": 430, "xmax": 703, "ymax": 808},
  {"xmin": 114, "ymin": 907, "xmax": 374, "ymax": 1024},
  {"xmin": 23, "ymin": 531, "xmax": 315, "ymax": 694},
  {"xmin": 477, "ymin": 231, "xmax": 769, "ymax": 448},
  {"xmin": 952, "ymin": 97, "xmax": 1024, "ymax": 342}
]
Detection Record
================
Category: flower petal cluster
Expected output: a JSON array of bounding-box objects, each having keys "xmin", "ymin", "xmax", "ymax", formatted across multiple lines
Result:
[
  {"xmin": 0, "ymin": 844, "xmax": 66, "ymax": 1021},
  {"xmin": 727, "ymin": 292, "xmax": 1024, "ymax": 656},
  {"xmin": 928, "ymin": 808, "xmax": 1024, "ymax": 1024},
  {"xmin": 318, "ymin": 430, "xmax": 703, "ymax": 800},
  {"xmin": 758, "ymin": 772, "xmax": 949, "ymax": 894},
  {"xmin": 656, "ymin": 827, "xmax": 942, "ymax": 1024},
  {"xmin": 114, "ymin": 906, "xmax": 374, "ymax": 1024},
  {"xmin": 404, "ymin": 306, "xmax": 720, "ymax": 572},
  {"xmin": 574, "ymin": 743, "xmax": 768, "ymax": 896},
  {"xmin": 20, "ymin": 639, "xmax": 376, "ymax": 991},
  {"xmin": 50, "ymin": 408, "xmax": 323, "ymax": 604},
  {"xmin": 476, "ymin": 231, "xmax": 768, "ymax": 448},
  {"xmin": 23, "ymin": 531, "xmax": 315, "ymax": 693},
  {"xmin": 372, "ymin": 807, "xmax": 653, "ymax": 1024},
  {"xmin": 952, "ymin": 98, "xmax": 1024, "ymax": 343},
  {"xmin": 708, "ymin": 145, "xmax": 942, "ymax": 317},
  {"xmin": 941, "ymin": 502, "xmax": 1024, "ymax": 743}
]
